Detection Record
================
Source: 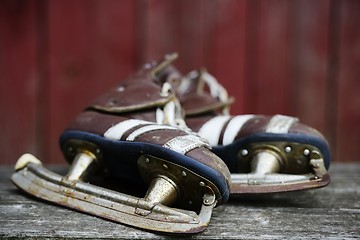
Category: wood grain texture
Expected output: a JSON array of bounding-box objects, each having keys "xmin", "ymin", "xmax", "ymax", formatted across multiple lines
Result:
[
  {"xmin": 212, "ymin": 0, "xmax": 247, "ymax": 115},
  {"xmin": 1, "ymin": 164, "xmax": 359, "ymax": 239},
  {"xmin": 46, "ymin": 0, "xmax": 136, "ymax": 164},
  {"xmin": 244, "ymin": 0, "xmax": 292, "ymax": 116},
  {"xmin": 1, "ymin": 0, "xmax": 360, "ymax": 165},
  {"xmin": 335, "ymin": 0, "xmax": 360, "ymax": 164},
  {"xmin": 288, "ymin": 0, "xmax": 331, "ymax": 133},
  {"xmin": 0, "ymin": 0, "xmax": 38, "ymax": 165}
]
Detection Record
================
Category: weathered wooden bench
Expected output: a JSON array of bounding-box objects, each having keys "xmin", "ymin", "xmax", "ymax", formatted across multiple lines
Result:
[{"xmin": 1, "ymin": 164, "xmax": 359, "ymax": 239}]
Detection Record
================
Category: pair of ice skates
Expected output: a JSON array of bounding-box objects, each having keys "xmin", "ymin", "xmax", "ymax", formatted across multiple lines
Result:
[{"xmin": 12, "ymin": 53, "xmax": 330, "ymax": 234}]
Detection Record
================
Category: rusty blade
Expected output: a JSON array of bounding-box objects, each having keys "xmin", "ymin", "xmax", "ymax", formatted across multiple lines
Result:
[
  {"xmin": 230, "ymin": 151, "xmax": 330, "ymax": 194},
  {"xmin": 230, "ymin": 173, "xmax": 330, "ymax": 194},
  {"xmin": 11, "ymin": 162, "xmax": 215, "ymax": 234}
]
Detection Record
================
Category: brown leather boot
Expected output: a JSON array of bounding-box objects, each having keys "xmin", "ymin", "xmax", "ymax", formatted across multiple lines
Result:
[
  {"xmin": 12, "ymin": 54, "xmax": 231, "ymax": 234},
  {"xmin": 176, "ymin": 69, "xmax": 330, "ymax": 194}
]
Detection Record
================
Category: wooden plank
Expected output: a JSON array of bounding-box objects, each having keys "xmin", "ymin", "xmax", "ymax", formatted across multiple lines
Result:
[
  {"xmin": 0, "ymin": 0, "xmax": 359, "ymax": 167},
  {"xmin": 177, "ymin": 0, "xmax": 218, "ymax": 72},
  {"xmin": 0, "ymin": 0, "xmax": 38, "ymax": 165},
  {"xmin": 252, "ymin": 1, "xmax": 291, "ymax": 115},
  {"xmin": 136, "ymin": 0, "xmax": 219, "ymax": 72},
  {"xmin": 242, "ymin": 0, "xmax": 261, "ymax": 114},
  {"xmin": 135, "ymin": 0, "xmax": 183, "ymax": 66},
  {"xmin": 212, "ymin": 0, "xmax": 247, "ymax": 115},
  {"xmin": 287, "ymin": 0, "xmax": 330, "ymax": 133},
  {"xmin": 177, "ymin": 0, "xmax": 205, "ymax": 71},
  {"xmin": 1, "ymin": 164, "xmax": 359, "ymax": 238},
  {"xmin": 46, "ymin": 0, "xmax": 136, "ymax": 164},
  {"xmin": 137, "ymin": 0, "xmax": 247, "ymax": 115},
  {"xmin": 335, "ymin": 0, "xmax": 360, "ymax": 163}
]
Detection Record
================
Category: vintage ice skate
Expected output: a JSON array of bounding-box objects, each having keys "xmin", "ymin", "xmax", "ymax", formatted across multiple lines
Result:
[
  {"xmin": 11, "ymin": 54, "xmax": 231, "ymax": 234},
  {"xmin": 176, "ymin": 69, "xmax": 330, "ymax": 194}
]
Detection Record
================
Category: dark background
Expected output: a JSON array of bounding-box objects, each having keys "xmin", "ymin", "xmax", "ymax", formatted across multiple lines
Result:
[{"xmin": 1, "ymin": 0, "xmax": 359, "ymax": 165}]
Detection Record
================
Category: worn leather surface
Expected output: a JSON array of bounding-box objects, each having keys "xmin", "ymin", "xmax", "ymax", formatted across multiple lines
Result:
[
  {"xmin": 65, "ymin": 111, "xmax": 231, "ymax": 189},
  {"xmin": 61, "ymin": 55, "xmax": 232, "ymax": 202},
  {"xmin": 90, "ymin": 68, "xmax": 175, "ymax": 113},
  {"xmin": 178, "ymin": 71, "xmax": 328, "ymax": 143}
]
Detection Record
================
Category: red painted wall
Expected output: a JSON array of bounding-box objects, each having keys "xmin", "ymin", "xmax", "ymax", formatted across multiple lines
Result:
[{"xmin": 1, "ymin": 0, "xmax": 359, "ymax": 165}]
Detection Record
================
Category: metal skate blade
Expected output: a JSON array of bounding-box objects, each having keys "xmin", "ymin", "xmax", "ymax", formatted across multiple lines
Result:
[
  {"xmin": 232, "ymin": 143, "xmax": 330, "ymax": 194},
  {"xmin": 232, "ymin": 154, "xmax": 330, "ymax": 194},
  {"xmin": 230, "ymin": 172, "xmax": 330, "ymax": 194},
  {"xmin": 11, "ymin": 159, "xmax": 216, "ymax": 234}
]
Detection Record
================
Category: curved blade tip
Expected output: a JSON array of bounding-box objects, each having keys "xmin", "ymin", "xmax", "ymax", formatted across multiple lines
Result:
[{"xmin": 15, "ymin": 153, "xmax": 42, "ymax": 171}]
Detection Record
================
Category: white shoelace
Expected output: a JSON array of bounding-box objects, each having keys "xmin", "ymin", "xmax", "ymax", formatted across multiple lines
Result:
[
  {"xmin": 178, "ymin": 70, "xmax": 231, "ymax": 115},
  {"xmin": 156, "ymin": 82, "xmax": 211, "ymax": 146},
  {"xmin": 156, "ymin": 82, "xmax": 190, "ymax": 131}
]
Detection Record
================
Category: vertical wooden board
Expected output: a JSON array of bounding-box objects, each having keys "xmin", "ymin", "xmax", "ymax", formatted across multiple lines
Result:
[
  {"xmin": 169, "ymin": 0, "xmax": 220, "ymax": 74},
  {"xmin": 242, "ymin": 0, "xmax": 290, "ymax": 115},
  {"xmin": 136, "ymin": 0, "xmax": 203, "ymax": 72},
  {"xmin": 287, "ymin": 0, "xmax": 330, "ymax": 133},
  {"xmin": 336, "ymin": 0, "xmax": 360, "ymax": 162},
  {"xmin": 179, "ymin": 0, "xmax": 220, "ymax": 72},
  {"xmin": 135, "ymin": 0, "xmax": 182, "ymax": 65},
  {"xmin": 93, "ymin": 1, "xmax": 136, "ymax": 83},
  {"xmin": 212, "ymin": 0, "xmax": 247, "ymax": 115},
  {"xmin": 46, "ymin": 0, "xmax": 136, "ymax": 164},
  {"xmin": 242, "ymin": 0, "xmax": 262, "ymax": 114},
  {"xmin": 136, "ymin": 0, "xmax": 222, "ymax": 73},
  {"xmin": 251, "ymin": 0, "xmax": 291, "ymax": 115},
  {"xmin": 0, "ymin": 0, "xmax": 38, "ymax": 165},
  {"xmin": 46, "ymin": 0, "xmax": 98, "ymax": 164},
  {"xmin": 174, "ymin": 0, "xmax": 206, "ymax": 71},
  {"xmin": 134, "ymin": 0, "xmax": 246, "ymax": 114}
]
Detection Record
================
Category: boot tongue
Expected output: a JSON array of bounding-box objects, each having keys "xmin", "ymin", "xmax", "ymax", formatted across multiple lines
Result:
[
  {"xmin": 177, "ymin": 70, "xmax": 234, "ymax": 116},
  {"xmin": 89, "ymin": 54, "xmax": 180, "ymax": 114}
]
